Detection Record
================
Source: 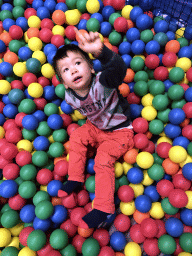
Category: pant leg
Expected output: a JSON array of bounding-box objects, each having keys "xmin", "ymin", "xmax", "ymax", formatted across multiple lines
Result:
[
  {"xmin": 68, "ymin": 121, "xmax": 98, "ymax": 183},
  {"xmin": 93, "ymin": 128, "xmax": 134, "ymax": 214}
]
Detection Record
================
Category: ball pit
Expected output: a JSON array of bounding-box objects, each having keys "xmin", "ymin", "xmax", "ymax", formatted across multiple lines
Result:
[{"xmin": 0, "ymin": 0, "xmax": 192, "ymax": 256}]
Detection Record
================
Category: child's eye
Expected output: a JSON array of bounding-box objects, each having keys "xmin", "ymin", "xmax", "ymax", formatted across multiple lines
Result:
[
  {"xmin": 64, "ymin": 68, "xmax": 69, "ymax": 72},
  {"xmin": 76, "ymin": 61, "xmax": 81, "ymax": 65}
]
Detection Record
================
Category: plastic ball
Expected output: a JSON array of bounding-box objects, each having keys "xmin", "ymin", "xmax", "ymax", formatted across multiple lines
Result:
[
  {"xmin": 86, "ymin": 0, "xmax": 100, "ymax": 14},
  {"xmin": 168, "ymin": 189, "xmax": 188, "ymax": 208},
  {"xmin": 169, "ymin": 146, "xmax": 187, "ymax": 163},
  {"xmin": 126, "ymin": 27, "xmax": 140, "ymax": 43},
  {"xmin": 114, "ymin": 16, "xmax": 128, "ymax": 33},
  {"xmin": 9, "ymin": 25, "xmax": 23, "ymax": 39},
  {"xmin": 136, "ymin": 14, "xmax": 153, "ymax": 31},
  {"xmin": 1, "ymin": 209, "xmax": 20, "ymax": 228},
  {"xmin": 141, "ymin": 106, "xmax": 157, "ymax": 121},
  {"xmin": 20, "ymin": 204, "xmax": 35, "ymax": 223},
  {"xmin": 124, "ymin": 242, "xmax": 142, "ymax": 256},
  {"xmin": 135, "ymin": 195, "xmax": 152, "ymax": 213},
  {"xmin": 168, "ymin": 108, "xmax": 186, "ymax": 125},
  {"xmin": 145, "ymin": 54, "xmax": 160, "ymax": 69},
  {"xmin": 127, "ymin": 167, "xmax": 144, "ymax": 184},
  {"xmin": 117, "ymin": 185, "xmax": 134, "ymax": 202},
  {"xmin": 0, "ymin": 228, "xmax": 12, "ymax": 247},
  {"xmin": 49, "ymin": 229, "xmax": 68, "ymax": 250},
  {"xmin": 0, "ymin": 180, "xmax": 18, "ymax": 198},
  {"xmin": 41, "ymin": 63, "xmax": 55, "ymax": 79},
  {"xmin": 179, "ymin": 233, "xmax": 192, "ymax": 253},
  {"xmin": 81, "ymin": 237, "xmax": 100, "ymax": 256},
  {"xmin": 136, "ymin": 152, "xmax": 154, "ymax": 169},
  {"xmin": 110, "ymin": 231, "xmax": 127, "ymax": 251},
  {"xmin": 65, "ymin": 9, "xmax": 81, "ymax": 26},
  {"xmin": 27, "ymin": 229, "xmax": 47, "ymax": 251},
  {"xmin": 114, "ymin": 213, "xmax": 131, "ymax": 232},
  {"xmin": 140, "ymin": 218, "xmax": 158, "ymax": 238},
  {"xmin": 130, "ymin": 6, "xmax": 143, "ymax": 22},
  {"xmin": 165, "ymin": 217, "xmax": 183, "ymax": 237},
  {"xmin": 158, "ymin": 234, "xmax": 176, "ymax": 254},
  {"xmin": 169, "ymin": 67, "xmax": 185, "ymax": 83},
  {"xmin": 28, "ymin": 37, "xmax": 43, "ymax": 52},
  {"xmin": 22, "ymin": 115, "xmax": 39, "ymax": 130}
]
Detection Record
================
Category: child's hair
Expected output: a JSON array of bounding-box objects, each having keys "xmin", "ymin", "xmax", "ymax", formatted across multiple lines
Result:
[{"xmin": 52, "ymin": 43, "xmax": 93, "ymax": 82}]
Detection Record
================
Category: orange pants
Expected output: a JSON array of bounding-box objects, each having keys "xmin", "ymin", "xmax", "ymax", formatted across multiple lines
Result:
[{"xmin": 68, "ymin": 120, "xmax": 134, "ymax": 214}]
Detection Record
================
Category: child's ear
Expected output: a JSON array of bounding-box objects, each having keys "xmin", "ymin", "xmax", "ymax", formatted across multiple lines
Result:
[{"xmin": 91, "ymin": 68, "xmax": 95, "ymax": 74}]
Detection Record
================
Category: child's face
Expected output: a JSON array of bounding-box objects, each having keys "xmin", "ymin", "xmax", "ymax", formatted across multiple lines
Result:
[{"xmin": 57, "ymin": 51, "xmax": 95, "ymax": 96}]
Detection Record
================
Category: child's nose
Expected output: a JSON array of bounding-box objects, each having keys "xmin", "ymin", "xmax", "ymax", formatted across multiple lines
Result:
[{"xmin": 71, "ymin": 67, "xmax": 78, "ymax": 74}]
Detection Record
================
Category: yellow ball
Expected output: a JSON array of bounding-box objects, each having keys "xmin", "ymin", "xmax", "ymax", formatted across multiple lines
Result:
[
  {"xmin": 71, "ymin": 113, "xmax": 78, "ymax": 122},
  {"xmin": 175, "ymin": 27, "xmax": 185, "ymax": 39},
  {"xmin": 124, "ymin": 242, "xmax": 142, "ymax": 256},
  {"xmin": 141, "ymin": 106, "xmax": 157, "ymax": 121},
  {"xmin": 17, "ymin": 139, "xmax": 33, "ymax": 152},
  {"xmin": 176, "ymin": 57, "xmax": 191, "ymax": 72},
  {"xmin": 18, "ymin": 247, "xmax": 37, "ymax": 256},
  {"xmin": 122, "ymin": 162, "xmax": 132, "ymax": 175},
  {"xmin": 115, "ymin": 161, "xmax": 123, "ymax": 178},
  {"xmin": 99, "ymin": 33, "xmax": 104, "ymax": 42},
  {"xmin": 141, "ymin": 93, "xmax": 154, "ymax": 107},
  {"xmin": 28, "ymin": 83, "xmax": 43, "ymax": 98},
  {"xmin": 7, "ymin": 236, "xmax": 20, "ymax": 249},
  {"xmin": 13, "ymin": 62, "xmax": 28, "ymax": 77},
  {"xmin": 185, "ymin": 191, "xmax": 192, "ymax": 209},
  {"xmin": 121, "ymin": 5, "xmax": 133, "ymax": 19},
  {"xmin": 142, "ymin": 170, "xmax": 154, "ymax": 186},
  {"xmin": 28, "ymin": 15, "xmax": 41, "ymax": 28},
  {"xmin": 86, "ymin": 0, "xmax": 100, "ymax": 14},
  {"xmin": 66, "ymin": 153, "xmax": 69, "ymax": 161},
  {"xmin": 9, "ymin": 223, "xmax": 24, "ymax": 237},
  {"xmin": 32, "ymin": 51, "xmax": 46, "ymax": 65},
  {"xmin": 41, "ymin": 63, "xmax": 55, "ymax": 79},
  {"xmin": 52, "ymin": 25, "xmax": 65, "ymax": 36},
  {"xmin": 169, "ymin": 145, "xmax": 187, "ymax": 163},
  {"xmin": 150, "ymin": 202, "xmax": 165, "ymax": 219},
  {"xmin": 48, "ymin": 135, "xmax": 54, "ymax": 143},
  {"xmin": 120, "ymin": 201, "xmax": 135, "ymax": 215},
  {"xmin": 0, "ymin": 126, "xmax": 5, "ymax": 139},
  {"xmin": 180, "ymin": 73, "xmax": 189, "ymax": 84},
  {"xmin": 28, "ymin": 37, "xmax": 43, "ymax": 51},
  {"xmin": 180, "ymin": 154, "xmax": 192, "ymax": 168},
  {"xmin": 157, "ymin": 136, "xmax": 172, "ymax": 145},
  {"xmin": 0, "ymin": 80, "xmax": 11, "ymax": 94},
  {"xmin": 129, "ymin": 183, "xmax": 144, "ymax": 197},
  {"xmin": 74, "ymin": 110, "xmax": 86, "ymax": 119},
  {"xmin": 178, "ymin": 253, "xmax": 192, "ymax": 256},
  {"xmin": 0, "ymin": 228, "xmax": 12, "ymax": 247},
  {"xmin": 40, "ymin": 185, "xmax": 47, "ymax": 192},
  {"xmin": 136, "ymin": 152, "xmax": 154, "ymax": 169},
  {"xmin": 65, "ymin": 9, "xmax": 81, "ymax": 25},
  {"xmin": 24, "ymin": 31, "xmax": 29, "ymax": 43}
]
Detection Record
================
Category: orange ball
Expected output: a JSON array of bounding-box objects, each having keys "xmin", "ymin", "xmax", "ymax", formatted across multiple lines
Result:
[
  {"xmin": 115, "ymin": 253, "xmax": 125, "ymax": 256},
  {"xmin": 127, "ymin": 19, "xmax": 134, "ymax": 29},
  {"xmin": 51, "ymin": 197, "xmax": 62, "ymax": 206},
  {"xmin": 123, "ymin": 68, "xmax": 135, "ymax": 83},
  {"xmin": 78, "ymin": 227, "xmax": 94, "ymax": 238},
  {"xmin": 63, "ymin": 141, "xmax": 70, "ymax": 154},
  {"xmin": 0, "ymin": 31, "xmax": 12, "ymax": 46},
  {"xmin": 76, "ymin": 29, "xmax": 89, "ymax": 43},
  {"xmin": 118, "ymin": 83, "xmax": 130, "ymax": 97},
  {"xmin": 52, "ymin": 10, "xmax": 66, "ymax": 25},
  {"xmin": 104, "ymin": 41, "xmax": 113, "ymax": 50},
  {"xmin": 27, "ymin": 27, "xmax": 39, "ymax": 39},
  {"xmin": 4, "ymin": 51, "xmax": 18, "ymax": 65},
  {"xmin": 165, "ymin": 40, "xmax": 180, "ymax": 53},
  {"xmin": 54, "ymin": 156, "xmax": 67, "ymax": 165},
  {"xmin": 123, "ymin": 148, "xmax": 138, "ymax": 165},
  {"xmin": 180, "ymin": 118, "xmax": 190, "ymax": 128},
  {"xmin": 133, "ymin": 210, "xmax": 150, "ymax": 224},
  {"xmin": 162, "ymin": 158, "xmax": 180, "ymax": 175}
]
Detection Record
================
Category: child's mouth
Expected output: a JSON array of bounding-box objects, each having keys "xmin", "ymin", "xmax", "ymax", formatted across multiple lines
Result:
[{"xmin": 73, "ymin": 76, "xmax": 82, "ymax": 83}]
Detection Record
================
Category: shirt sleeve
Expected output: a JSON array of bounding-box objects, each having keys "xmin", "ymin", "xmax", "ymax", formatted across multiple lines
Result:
[{"xmin": 97, "ymin": 45, "xmax": 127, "ymax": 89}]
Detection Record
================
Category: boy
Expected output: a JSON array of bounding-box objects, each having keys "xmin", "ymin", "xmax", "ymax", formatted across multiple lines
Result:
[{"xmin": 53, "ymin": 28, "xmax": 134, "ymax": 229}]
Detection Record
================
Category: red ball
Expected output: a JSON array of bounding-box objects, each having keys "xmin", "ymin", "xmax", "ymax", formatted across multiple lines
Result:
[
  {"xmin": 140, "ymin": 218, "xmax": 158, "ymax": 238},
  {"xmin": 174, "ymin": 238, "xmax": 184, "ymax": 256},
  {"xmin": 54, "ymin": 160, "xmax": 68, "ymax": 177},
  {"xmin": 84, "ymin": 202, "xmax": 93, "ymax": 213},
  {"xmin": 37, "ymin": 76, "xmax": 50, "ymax": 87},
  {"xmin": 182, "ymin": 124, "xmax": 192, "ymax": 140},
  {"xmin": 130, "ymin": 224, "xmax": 146, "ymax": 244},
  {"xmin": 53, "ymin": 172, "xmax": 64, "ymax": 182},
  {"xmin": 145, "ymin": 54, "xmax": 160, "ymax": 69},
  {"xmin": 41, "ymin": 18, "xmax": 54, "ymax": 30},
  {"xmin": 114, "ymin": 17, "xmax": 128, "ymax": 33},
  {"xmin": 156, "ymin": 142, "xmax": 172, "ymax": 158},
  {"xmin": 117, "ymin": 185, "xmax": 134, "ymax": 202},
  {"xmin": 165, "ymin": 212, "xmax": 180, "ymax": 220},
  {"xmin": 11, "ymin": 80, "xmax": 24, "ymax": 90},
  {"xmin": 24, "ymin": 8, "xmax": 37, "ymax": 19},
  {"xmin": 72, "ymin": 234, "xmax": 85, "ymax": 254},
  {"xmin": 98, "ymin": 246, "xmax": 115, "ymax": 256},
  {"xmin": 51, "ymin": 35, "xmax": 65, "ymax": 48},
  {"xmin": 48, "ymin": 250, "xmax": 61, "ymax": 256},
  {"xmin": 15, "ymin": 150, "xmax": 32, "ymax": 166},
  {"xmin": 8, "ymin": 194, "xmax": 27, "ymax": 210},
  {"xmin": 22, "ymin": 73, "xmax": 37, "ymax": 87},
  {"xmin": 9, "ymin": 25, "xmax": 23, "ymax": 39},
  {"xmin": 67, "ymin": 123, "xmax": 80, "ymax": 136},
  {"xmin": 127, "ymin": 92, "xmax": 141, "ymax": 104},
  {"xmin": 182, "ymin": 102, "xmax": 192, "ymax": 118},
  {"xmin": 168, "ymin": 189, "xmax": 188, "ymax": 208},
  {"xmin": 162, "ymin": 52, "xmax": 177, "ymax": 67},
  {"xmin": 3, "ymin": 163, "xmax": 20, "ymax": 180},
  {"xmin": 39, "ymin": 28, "xmax": 53, "ymax": 43},
  {"xmin": 62, "ymin": 192, "xmax": 77, "ymax": 209},
  {"xmin": 33, "ymin": 98, "xmax": 47, "ymax": 110},
  {"xmin": 180, "ymin": 83, "xmax": 189, "ymax": 91},
  {"xmin": 141, "ymin": 140, "xmax": 155, "ymax": 154},
  {"xmin": 37, "ymin": 242, "xmax": 53, "ymax": 256},
  {"xmin": 65, "ymin": 25, "xmax": 76, "ymax": 40},
  {"xmin": 132, "ymin": 117, "xmax": 149, "ymax": 133},
  {"xmin": 0, "ymin": 155, "xmax": 11, "ymax": 169},
  {"xmin": 93, "ymin": 228, "xmax": 110, "ymax": 247},
  {"xmin": 156, "ymin": 179, "xmax": 174, "ymax": 198},
  {"xmin": 3, "ymin": 119, "xmax": 17, "ymax": 130},
  {"xmin": 0, "ymin": 138, "xmax": 8, "ymax": 154},
  {"xmin": 153, "ymin": 66, "xmax": 169, "ymax": 81},
  {"xmin": 112, "ymin": 0, "xmax": 125, "ymax": 10},
  {"xmin": 143, "ymin": 238, "xmax": 160, "ymax": 256},
  {"xmin": 36, "ymin": 168, "xmax": 53, "ymax": 185},
  {"xmin": 103, "ymin": 0, "xmax": 113, "ymax": 6},
  {"xmin": 111, "ymin": 45, "xmax": 119, "ymax": 54},
  {"xmin": 1, "ymin": 142, "xmax": 18, "ymax": 160},
  {"xmin": 183, "ymin": 225, "xmax": 192, "ymax": 233},
  {"xmin": 77, "ymin": 190, "xmax": 89, "ymax": 207},
  {"xmin": 61, "ymin": 113, "xmax": 73, "ymax": 127},
  {"xmin": 5, "ymin": 128, "xmax": 22, "ymax": 143},
  {"xmin": 134, "ymin": 133, "xmax": 149, "ymax": 149},
  {"xmin": 52, "ymin": 74, "xmax": 60, "ymax": 87},
  {"xmin": 0, "ymin": 101, "xmax": 5, "ymax": 113},
  {"xmin": 70, "ymin": 207, "xmax": 86, "ymax": 226},
  {"xmin": 80, "ymin": 13, "xmax": 90, "ymax": 20},
  {"xmin": 156, "ymin": 219, "xmax": 166, "ymax": 238},
  {"xmin": 172, "ymin": 174, "xmax": 191, "ymax": 191},
  {"xmin": 19, "ymin": 227, "xmax": 34, "ymax": 247},
  {"xmin": 60, "ymin": 219, "xmax": 78, "ymax": 237},
  {"xmin": 114, "ymin": 213, "xmax": 131, "ymax": 232},
  {"xmin": 186, "ymin": 67, "xmax": 192, "ymax": 82},
  {"xmin": 15, "ymin": 112, "xmax": 27, "ymax": 127}
]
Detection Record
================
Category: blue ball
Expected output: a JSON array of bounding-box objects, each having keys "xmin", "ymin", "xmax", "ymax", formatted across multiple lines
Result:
[
  {"xmin": 89, "ymin": 192, "xmax": 95, "ymax": 201},
  {"xmin": 145, "ymin": 40, "xmax": 161, "ymax": 54},
  {"xmin": 127, "ymin": 167, "xmax": 144, "ymax": 184},
  {"xmin": 168, "ymin": 108, "xmax": 186, "ymax": 125},
  {"xmin": 165, "ymin": 217, "xmax": 183, "ymax": 237},
  {"xmin": 163, "ymin": 174, "xmax": 172, "ymax": 181},
  {"xmin": 139, "ymin": 0, "xmax": 154, "ymax": 11},
  {"xmin": 18, "ymin": 46, "xmax": 32, "ymax": 61},
  {"xmin": 33, "ymin": 217, "xmax": 51, "ymax": 232},
  {"xmin": 119, "ymin": 41, "xmax": 131, "ymax": 55},
  {"xmin": 36, "ymin": 6, "xmax": 50, "ymax": 19},
  {"xmin": 32, "ymin": 110, "xmax": 46, "ymax": 122},
  {"xmin": 185, "ymin": 87, "xmax": 192, "ymax": 102},
  {"xmin": 91, "ymin": 13, "xmax": 103, "ymax": 23},
  {"xmin": 168, "ymin": 19, "xmax": 178, "ymax": 32},
  {"xmin": 2, "ymin": 95, "xmax": 12, "ymax": 105},
  {"xmin": 126, "ymin": 28, "xmax": 140, "ymax": 43},
  {"xmin": 136, "ymin": 14, "xmax": 153, "ymax": 30},
  {"xmin": 47, "ymin": 114, "xmax": 63, "ymax": 129},
  {"xmin": 32, "ymin": 0, "xmax": 44, "ymax": 10},
  {"xmin": 3, "ymin": 18, "xmax": 16, "ymax": 31},
  {"xmin": 182, "ymin": 163, "xmax": 192, "ymax": 181},
  {"xmin": 135, "ymin": 195, "xmax": 152, "ymax": 213},
  {"xmin": 55, "ymin": 2, "xmax": 68, "ymax": 12},
  {"xmin": 24, "ymin": 88, "xmax": 34, "ymax": 99},
  {"xmin": 130, "ymin": 6, "xmax": 143, "ymax": 22},
  {"xmin": 101, "ymin": 6, "xmax": 115, "ymax": 21},
  {"xmin": 3, "ymin": 104, "xmax": 18, "ymax": 118},
  {"xmin": 0, "ymin": 180, "xmax": 18, "ymax": 198},
  {"xmin": 173, "ymin": 136, "xmax": 190, "ymax": 149},
  {"xmin": 164, "ymin": 123, "xmax": 181, "ymax": 139},
  {"xmin": 1, "ymin": 3, "xmax": 13, "ymax": 11},
  {"xmin": 20, "ymin": 204, "xmax": 36, "ymax": 223},
  {"xmin": 164, "ymin": 79, "xmax": 174, "ymax": 92},
  {"xmin": 87, "ymin": 159, "xmax": 95, "ymax": 174},
  {"xmin": 166, "ymin": 31, "xmax": 175, "ymax": 41},
  {"xmin": 100, "ymin": 21, "xmax": 112, "ymax": 37},
  {"xmin": 43, "ymin": 86, "xmax": 56, "ymax": 101},
  {"xmin": 61, "ymin": 100, "xmax": 73, "ymax": 114},
  {"xmin": 47, "ymin": 50, "xmax": 57, "ymax": 65},
  {"xmin": 51, "ymin": 99, "xmax": 61, "ymax": 106},
  {"xmin": 8, "ymin": 89, "xmax": 24, "ymax": 104},
  {"xmin": 43, "ymin": 44, "xmax": 57, "ymax": 56},
  {"xmin": 130, "ymin": 104, "xmax": 143, "ymax": 118},
  {"xmin": 131, "ymin": 40, "xmax": 145, "ymax": 55},
  {"xmin": 0, "ymin": 113, "xmax": 6, "ymax": 126},
  {"xmin": 110, "ymin": 232, "xmax": 127, "ymax": 251},
  {"xmin": 22, "ymin": 115, "xmax": 39, "ymax": 130},
  {"xmin": 154, "ymin": 20, "xmax": 169, "ymax": 33},
  {"xmin": 184, "ymin": 26, "xmax": 192, "ymax": 40},
  {"xmin": 44, "ymin": 0, "xmax": 56, "ymax": 12},
  {"xmin": 0, "ymin": 40, "xmax": 6, "ymax": 53},
  {"xmin": 158, "ymin": 53, "xmax": 163, "ymax": 65},
  {"xmin": 144, "ymin": 185, "xmax": 160, "ymax": 202},
  {"xmin": 47, "ymin": 180, "xmax": 64, "ymax": 197},
  {"xmin": 121, "ymin": 54, "xmax": 132, "ymax": 67},
  {"xmin": 180, "ymin": 208, "xmax": 192, "ymax": 226},
  {"xmin": 16, "ymin": 17, "xmax": 28, "ymax": 31},
  {"xmin": 50, "ymin": 205, "xmax": 67, "ymax": 224},
  {"xmin": 78, "ymin": 19, "xmax": 87, "ymax": 30},
  {"xmin": 178, "ymin": 46, "xmax": 192, "ymax": 59},
  {"xmin": 128, "ymin": 82, "xmax": 135, "ymax": 93},
  {"xmin": 0, "ymin": 62, "xmax": 13, "ymax": 77},
  {"xmin": 93, "ymin": 59, "xmax": 103, "ymax": 73},
  {"xmin": 33, "ymin": 136, "xmax": 50, "ymax": 151}
]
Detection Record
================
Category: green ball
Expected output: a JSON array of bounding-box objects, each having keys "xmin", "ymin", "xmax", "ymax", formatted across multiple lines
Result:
[
  {"xmin": 161, "ymin": 197, "xmax": 179, "ymax": 215},
  {"xmin": 177, "ymin": 37, "xmax": 189, "ymax": 48},
  {"xmin": 22, "ymin": 128, "xmax": 37, "ymax": 141},
  {"xmin": 1, "ymin": 246, "xmax": 19, "ymax": 256},
  {"xmin": 27, "ymin": 230, "xmax": 47, "ymax": 251},
  {"xmin": 12, "ymin": 6, "xmax": 24, "ymax": 19},
  {"xmin": 35, "ymin": 200, "xmax": 54, "ymax": 219},
  {"xmin": 1, "ymin": 209, "xmax": 19, "ymax": 228},
  {"xmin": 65, "ymin": 38, "xmax": 71, "ymax": 45},
  {"xmin": 158, "ymin": 234, "xmax": 176, "ymax": 254},
  {"xmin": 24, "ymin": 222, "xmax": 33, "ymax": 228},
  {"xmin": 1, "ymin": 203, "xmax": 11, "ymax": 214},
  {"xmin": 140, "ymin": 29, "xmax": 154, "ymax": 43},
  {"xmin": 43, "ymin": 159, "xmax": 54, "ymax": 171},
  {"xmin": 152, "ymin": 153, "xmax": 163, "ymax": 165},
  {"xmin": 108, "ymin": 31, "xmax": 122, "ymax": 46},
  {"xmin": 33, "ymin": 191, "xmax": 50, "ymax": 206},
  {"xmin": 157, "ymin": 108, "xmax": 171, "ymax": 123},
  {"xmin": 146, "ymin": 68, "xmax": 154, "ymax": 80},
  {"xmin": 149, "ymin": 119, "xmax": 164, "ymax": 135},
  {"xmin": 134, "ymin": 81, "xmax": 148, "ymax": 96},
  {"xmin": 8, "ymin": 40, "xmax": 22, "ymax": 54},
  {"xmin": 60, "ymin": 244, "xmax": 77, "ymax": 256},
  {"xmin": 179, "ymin": 232, "xmax": 192, "ymax": 253},
  {"xmin": 154, "ymin": 16, "xmax": 164, "ymax": 23},
  {"xmin": 169, "ymin": 67, "xmax": 185, "ymax": 83},
  {"xmin": 134, "ymin": 71, "xmax": 148, "ymax": 82},
  {"xmin": 0, "ymin": 10, "xmax": 13, "ymax": 21},
  {"xmin": 118, "ymin": 175, "xmax": 129, "ymax": 186},
  {"xmin": 82, "ymin": 238, "xmax": 100, "ymax": 256},
  {"xmin": 115, "ymin": 179, "xmax": 120, "ymax": 192},
  {"xmin": 55, "ymin": 84, "xmax": 66, "ymax": 99},
  {"xmin": 15, "ymin": 176, "xmax": 23, "ymax": 186},
  {"xmin": 85, "ymin": 175, "xmax": 95, "ymax": 193},
  {"xmin": 171, "ymin": 99, "xmax": 186, "ymax": 109},
  {"xmin": 149, "ymin": 80, "xmax": 165, "ymax": 95},
  {"xmin": 32, "ymin": 151, "xmax": 49, "ymax": 167},
  {"xmin": 8, "ymin": 88, "xmax": 24, "ymax": 104},
  {"xmin": 187, "ymin": 142, "xmax": 192, "ymax": 156},
  {"xmin": 168, "ymin": 84, "xmax": 185, "ymax": 101},
  {"xmin": 52, "ymin": 129, "xmax": 68, "ymax": 143},
  {"xmin": 147, "ymin": 164, "xmax": 165, "ymax": 181},
  {"xmin": 152, "ymin": 94, "xmax": 169, "ymax": 111},
  {"xmin": 76, "ymin": 0, "xmax": 87, "ymax": 13},
  {"xmin": 153, "ymin": 32, "xmax": 168, "ymax": 46},
  {"xmin": 26, "ymin": 58, "xmax": 41, "ymax": 74},
  {"xmin": 18, "ymin": 181, "xmax": 37, "ymax": 199},
  {"xmin": 130, "ymin": 57, "xmax": 145, "ymax": 72},
  {"xmin": 86, "ymin": 18, "xmax": 100, "ymax": 32},
  {"xmin": 20, "ymin": 164, "xmax": 37, "ymax": 181},
  {"xmin": 66, "ymin": 0, "xmax": 76, "ymax": 9},
  {"xmin": 49, "ymin": 229, "xmax": 68, "ymax": 250},
  {"xmin": 78, "ymin": 119, "xmax": 86, "ymax": 126},
  {"xmin": 48, "ymin": 142, "xmax": 65, "ymax": 158},
  {"xmin": 13, "ymin": 0, "xmax": 26, "ymax": 7},
  {"xmin": 18, "ymin": 99, "xmax": 36, "ymax": 114},
  {"xmin": 37, "ymin": 121, "xmax": 52, "ymax": 137},
  {"xmin": 44, "ymin": 103, "xmax": 59, "ymax": 116},
  {"xmin": 109, "ymin": 12, "xmax": 121, "ymax": 26}
]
